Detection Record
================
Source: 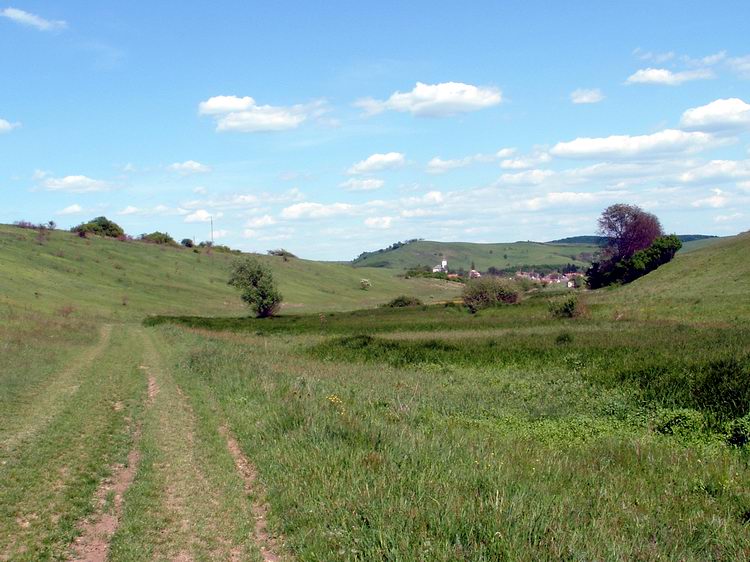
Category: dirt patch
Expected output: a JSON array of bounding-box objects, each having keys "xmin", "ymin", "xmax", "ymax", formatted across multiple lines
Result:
[
  {"xmin": 220, "ymin": 425, "xmax": 284, "ymax": 562},
  {"xmin": 71, "ymin": 441, "xmax": 141, "ymax": 562}
]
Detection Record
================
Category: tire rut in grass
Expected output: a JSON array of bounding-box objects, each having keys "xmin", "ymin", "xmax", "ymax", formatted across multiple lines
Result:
[
  {"xmin": 220, "ymin": 425, "xmax": 285, "ymax": 562},
  {"xmin": 0, "ymin": 324, "xmax": 113, "ymax": 457}
]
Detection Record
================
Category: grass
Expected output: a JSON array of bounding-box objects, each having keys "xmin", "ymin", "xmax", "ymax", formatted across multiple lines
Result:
[{"xmin": 1, "ymin": 225, "xmax": 749, "ymax": 560}]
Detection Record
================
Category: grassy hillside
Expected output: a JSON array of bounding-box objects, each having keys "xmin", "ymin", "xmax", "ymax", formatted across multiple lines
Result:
[
  {"xmin": 0, "ymin": 225, "xmax": 461, "ymax": 320},
  {"xmin": 352, "ymin": 240, "xmax": 598, "ymax": 271},
  {"xmin": 594, "ymin": 231, "xmax": 750, "ymax": 322}
]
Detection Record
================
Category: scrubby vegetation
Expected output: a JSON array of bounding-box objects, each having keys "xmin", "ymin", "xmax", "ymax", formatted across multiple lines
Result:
[
  {"xmin": 383, "ymin": 295, "xmax": 424, "ymax": 307},
  {"xmin": 139, "ymin": 231, "xmax": 177, "ymax": 245},
  {"xmin": 462, "ymin": 277, "xmax": 520, "ymax": 312},
  {"xmin": 71, "ymin": 216, "xmax": 125, "ymax": 238}
]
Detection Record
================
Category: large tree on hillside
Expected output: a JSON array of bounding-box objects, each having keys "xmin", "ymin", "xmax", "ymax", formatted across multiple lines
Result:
[
  {"xmin": 228, "ymin": 257, "xmax": 283, "ymax": 318},
  {"xmin": 597, "ymin": 203, "xmax": 663, "ymax": 261}
]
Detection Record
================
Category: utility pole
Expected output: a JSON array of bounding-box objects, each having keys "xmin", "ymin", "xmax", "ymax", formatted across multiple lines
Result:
[{"xmin": 210, "ymin": 216, "xmax": 214, "ymax": 246}]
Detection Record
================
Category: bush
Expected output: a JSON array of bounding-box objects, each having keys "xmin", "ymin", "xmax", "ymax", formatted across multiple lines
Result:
[
  {"xmin": 228, "ymin": 257, "xmax": 283, "ymax": 318},
  {"xmin": 267, "ymin": 248, "xmax": 297, "ymax": 259},
  {"xmin": 140, "ymin": 231, "xmax": 176, "ymax": 245},
  {"xmin": 72, "ymin": 216, "xmax": 125, "ymax": 238},
  {"xmin": 587, "ymin": 235, "xmax": 682, "ymax": 288},
  {"xmin": 653, "ymin": 408, "xmax": 704, "ymax": 436},
  {"xmin": 181, "ymin": 238, "xmax": 194, "ymax": 248},
  {"xmin": 727, "ymin": 414, "xmax": 750, "ymax": 446},
  {"xmin": 384, "ymin": 295, "xmax": 423, "ymax": 308},
  {"xmin": 555, "ymin": 331, "xmax": 573, "ymax": 345},
  {"xmin": 462, "ymin": 277, "xmax": 520, "ymax": 313},
  {"xmin": 360, "ymin": 279, "xmax": 372, "ymax": 291},
  {"xmin": 549, "ymin": 295, "xmax": 586, "ymax": 318}
]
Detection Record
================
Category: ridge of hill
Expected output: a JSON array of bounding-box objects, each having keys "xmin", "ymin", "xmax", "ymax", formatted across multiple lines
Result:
[
  {"xmin": 546, "ymin": 234, "xmax": 718, "ymax": 245},
  {"xmin": 352, "ymin": 240, "xmax": 598, "ymax": 271},
  {"xmin": 594, "ymin": 231, "xmax": 750, "ymax": 322},
  {"xmin": 0, "ymin": 225, "xmax": 461, "ymax": 320}
]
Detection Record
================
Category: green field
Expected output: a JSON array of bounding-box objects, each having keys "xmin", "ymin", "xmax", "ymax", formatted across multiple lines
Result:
[{"xmin": 1, "ymin": 224, "xmax": 749, "ymax": 560}]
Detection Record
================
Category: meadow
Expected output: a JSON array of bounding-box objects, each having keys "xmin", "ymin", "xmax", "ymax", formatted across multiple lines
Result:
[{"xmin": 1, "ymin": 225, "xmax": 749, "ymax": 560}]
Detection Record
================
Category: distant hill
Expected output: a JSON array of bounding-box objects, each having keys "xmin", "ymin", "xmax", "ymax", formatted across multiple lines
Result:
[
  {"xmin": 352, "ymin": 240, "xmax": 599, "ymax": 272},
  {"xmin": 595, "ymin": 231, "xmax": 750, "ymax": 322},
  {"xmin": 547, "ymin": 234, "xmax": 719, "ymax": 245}
]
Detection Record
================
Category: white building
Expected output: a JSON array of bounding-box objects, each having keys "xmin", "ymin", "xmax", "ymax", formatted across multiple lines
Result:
[{"xmin": 432, "ymin": 258, "xmax": 448, "ymax": 273}]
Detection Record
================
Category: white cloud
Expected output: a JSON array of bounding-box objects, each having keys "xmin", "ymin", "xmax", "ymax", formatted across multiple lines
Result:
[
  {"xmin": 193, "ymin": 186, "xmax": 207, "ymax": 194},
  {"xmin": 551, "ymin": 129, "xmax": 718, "ymax": 159},
  {"xmin": 185, "ymin": 209, "xmax": 222, "ymax": 223},
  {"xmin": 245, "ymin": 215, "xmax": 276, "ymax": 228},
  {"xmin": 42, "ymin": 175, "xmax": 108, "ymax": 193},
  {"xmin": 496, "ymin": 148, "xmax": 516, "ymax": 158},
  {"xmin": 355, "ymin": 81, "xmax": 502, "ymax": 117},
  {"xmin": 426, "ymin": 151, "xmax": 510, "ymax": 174},
  {"xmin": 727, "ymin": 55, "xmax": 750, "ymax": 79},
  {"xmin": 679, "ymin": 159, "xmax": 750, "ymax": 184},
  {"xmin": 281, "ymin": 202, "xmax": 353, "ymax": 219},
  {"xmin": 498, "ymin": 169, "xmax": 554, "ymax": 185},
  {"xmin": 634, "ymin": 49, "xmax": 675, "ymax": 63},
  {"xmin": 626, "ymin": 67, "xmax": 713, "ymax": 85},
  {"xmin": 0, "ymin": 118, "xmax": 20, "ymax": 133},
  {"xmin": 715, "ymin": 212, "xmax": 743, "ymax": 223},
  {"xmin": 168, "ymin": 160, "xmax": 211, "ymax": 174},
  {"xmin": 500, "ymin": 151, "xmax": 551, "ymax": 170},
  {"xmin": 56, "ymin": 204, "xmax": 82, "ymax": 215},
  {"xmin": 348, "ymin": 152, "xmax": 405, "ymax": 175},
  {"xmin": 212, "ymin": 229, "xmax": 229, "ymax": 239},
  {"xmin": 0, "ymin": 7, "xmax": 66, "ymax": 31},
  {"xmin": 199, "ymin": 95, "xmax": 327, "ymax": 133},
  {"xmin": 691, "ymin": 188, "xmax": 728, "ymax": 208},
  {"xmin": 519, "ymin": 191, "xmax": 612, "ymax": 211},
  {"xmin": 680, "ymin": 98, "xmax": 750, "ymax": 132},
  {"xmin": 364, "ymin": 216, "xmax": 394, "ymax": 229},
  {"xmin": 118, "ymin": 205, "xmax": 140, "ymax": 215},
  {"xmin": 570, "ymin": 88, "xmax": 604, "ymax": 104},
  {"xmin": 340, "ymin": 178, "xmax": 385, "ymax": 191}
]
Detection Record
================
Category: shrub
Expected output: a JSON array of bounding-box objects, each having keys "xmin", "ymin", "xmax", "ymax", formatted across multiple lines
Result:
[
  {"xmin": 72, "ymin": 216, "xmax": 125, "ymax": 238},
  {"xmin": 181, "ymin": 238, "xmax": 194, "ymax": 248},
  {"xmin": 360, "ymin": 279, "xmax": 372, "ymax": 291},
  {"xmin": 727, "ymin": 414, "xmax": 750, "ymax": 446},
  {"xmin": 462, "ymin": 277, "xmax": 520, "ymax": 313},
  {"xmin": 228, "ymin": 257, "xmax": 283, "ymax": 318},
  {"xmin": 587, "ymin": 235, "xmax": 682, "ymax": 288},
  {"xmin": 549, "ymin": 295, "xmax": 587, "ymax": 318},
  {"xmin": 653, "ymin": 408, "xmax": 704, "ymax": 436},
  {"xmin": 384, "ymin": 295, "xmax": 423, "ymax": 308},
  {"xmin": 140, "ymin": 231, "xmax": 176, "ymax": 245},
  {"xmin": 555, "ymin": 331, "xmax": 573, "ymax": 345},
  {"xmin": 267, "ymin": 248, "xmax": 297, "ymax": 259}
]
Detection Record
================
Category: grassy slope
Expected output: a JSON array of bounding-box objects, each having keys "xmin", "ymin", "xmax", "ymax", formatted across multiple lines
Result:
[
  {"xmin": 594, "ymin": 230, "xmax": 750, "ymax": 323},
  {"xmin": 0, "ymin": 224, "xmax": 460, "ymax": 319},
  {"xmin": 352, "ymin": 240, "xmax": 598, "ymax": 270}
]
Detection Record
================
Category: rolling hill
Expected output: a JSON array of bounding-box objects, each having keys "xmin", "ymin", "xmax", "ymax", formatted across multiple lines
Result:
[
  {"xmin": 352, "ymin": 240, "xmax": 598, "ymax": 271},
  {"xmin": 594, "ymin": 230, "xmax": 750, "ymax": 322},
  {"xmin": 0, "ymin": 224, "xmax": 461, "ymax": 320}
]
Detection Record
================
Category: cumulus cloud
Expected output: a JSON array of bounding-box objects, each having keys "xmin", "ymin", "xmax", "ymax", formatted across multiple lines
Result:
[
  {"xmin": 519, "ymin": 191, "xmax": 613, "ymax": 211},
  {"xmin": 56, "ymin": 204, "xmax": 82, "ymax": 215},
  {"xmin": 691, "ymin": 188, "xmax": 728, "ymax": 208},
  {"xmin": 42, "ymin": 175, "xmax": 108, "ymax": 193},
  {"xmin": 364, "ymin": 216, "xmax": 394, "ymax": 229},
  {"xmin": 626, "ymin": 67, "xmax": 713, "ymax": 85},
  {"xmin": 185, "ymin": 209, "xmax": 222, "ymax": 223},
  {"xmin": 551, "ymin": 129, "xmax": 718, "ymax": 159},
  {"xmin": 199, "ymin": 95, "xmax": 327, "ymax": 133},
  {"xmin": 0, "ymin": 118, "xmax": 20, "ymax": 133},
  {"xmin": 727, "ymin": 55, "xmax": 750, "ymax": 78},
  {"xmin": 281, "ymin": 202, "xmax": 353, "ymax": 219},
  {"xmin": 680, "ymin": 98, "xmax": 750, "ymax": 132},
  {"xmin": 168, "ymin": 160, "xmax": 211, "ymax": 174},
  {"xmin": 570, "ymin": 88, "xmax": 604, "ymax": 104},
  {"xmin": 498, "ymin": 169, "xmax": 554, "ymax": 185},
  {"xmin": 348, "ymin": 152, "xmax": 405, "ymax": 175},
  {"xmin": 715, "ymin": 212, "xmax": 743, "ymax": 223},
  {"xmin": 500, "ymin": 151, "xmax": 551, "ymax": 170},
  {"xmin": 426, "ymin": 150, "xmax": 512, "ymax": 174},
  {"xmin": 245, "ymin": 215, "xmax": 276, "ymax": 228},
  {"xmin": 118, "ymin": 205, "xmax": 140, "ymax": 215},
  {"xmin": 679, "ymin": 159, "xmax": 750, "ymax": 184},
  {"xmin": 0, "ymin": 7, "xmax": 66, "ymax": 31},
  {"xmin": 340, "ymin": 178, "xmax": 385, "ymax": 191},
  {"xmin": 355, "ymin": 82, "xmax": 501, "ymax": 117}
]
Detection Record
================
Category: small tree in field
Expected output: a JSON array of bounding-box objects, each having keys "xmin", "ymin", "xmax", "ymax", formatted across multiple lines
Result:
[{"xmin": 228, "ymin": 257, "xmax": 282, "ymax": 318}]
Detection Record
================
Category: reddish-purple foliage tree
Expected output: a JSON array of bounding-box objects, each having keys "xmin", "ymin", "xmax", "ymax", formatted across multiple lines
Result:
[{"xmin": 597, "ymin": 204, "xmax": 663, "ymax": 261}]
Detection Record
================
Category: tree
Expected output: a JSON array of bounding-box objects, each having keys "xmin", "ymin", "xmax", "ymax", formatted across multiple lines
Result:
[
  {"xmin": 597, "ymin": 203, "xmax": 663, "ymax": 262},
  {"xmin": 181, "ymin": 238, "xmax": 194, "ymax": 248},
  {"xmin": 228, "ymin": 257, "xmax": 282, "ymax": 318},
  {"xmin": 587, "ymin": 235, "xmax": 682, "ymax": 288},
  {"xmin": 72, "ymin": 216, "xmax": 125, "ymax": 238},
  {"xmin": 140, "ymin": 231, "xmax": 176, "ymax": 245}
]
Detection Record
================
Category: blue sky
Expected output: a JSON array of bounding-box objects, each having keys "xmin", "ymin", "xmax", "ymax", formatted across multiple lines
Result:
[{"xmin": 2, "ymin": 1, "xmax": 749, "ymax": 259}]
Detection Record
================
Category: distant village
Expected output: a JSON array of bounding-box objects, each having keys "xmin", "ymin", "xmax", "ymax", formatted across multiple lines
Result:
[{"xmin": 431, "ymin": 258, "xmax": 584, "ymax": 288}]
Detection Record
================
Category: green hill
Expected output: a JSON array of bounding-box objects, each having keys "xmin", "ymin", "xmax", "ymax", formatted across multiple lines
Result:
[
  {"xmin": 594, "ymin": 231, "xmax": 750, "ymax": 322},
  {"xmin": 352, "ymin": 240, "xmax": 598, "ymax": 271},
  {"xmin": 0, "ymin": 225, "xmax": 461, "ymax": 320}
]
